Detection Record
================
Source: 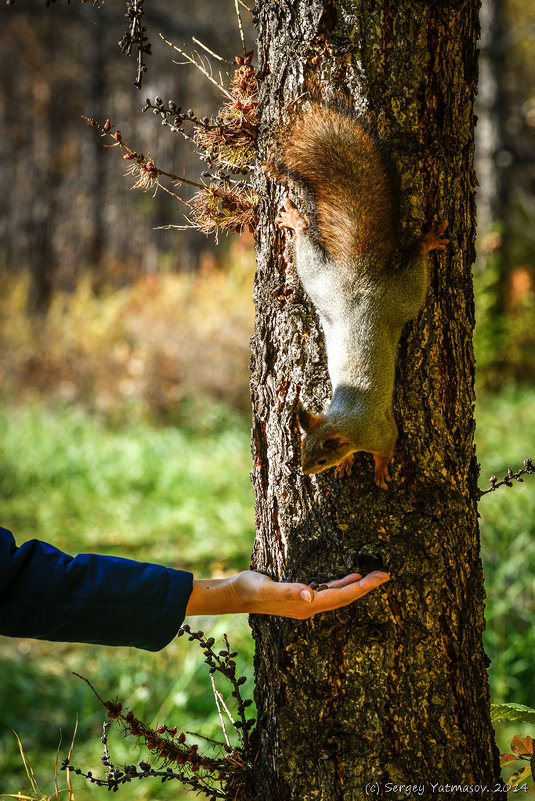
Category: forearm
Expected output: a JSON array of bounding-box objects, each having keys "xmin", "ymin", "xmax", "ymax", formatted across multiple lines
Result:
[
  {"xmin": 186, "ymin": 577, "xmax": 244, "ymax": 616},
  {"xmin": 0, "ymin": 531, "xmax": 389, "ymax": 643},
  {"xmin": 0, "ymin": 528, "xmax": 193, "ymax": 651},
  {"xmin": 186, "ymin": 574, "xmax": 310, "ymax": 617}
]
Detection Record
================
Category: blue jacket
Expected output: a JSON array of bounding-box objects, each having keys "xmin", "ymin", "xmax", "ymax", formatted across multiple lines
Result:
[{"xmin": 0, "ymin": 527, "xmax": 193, "ymax": 651}]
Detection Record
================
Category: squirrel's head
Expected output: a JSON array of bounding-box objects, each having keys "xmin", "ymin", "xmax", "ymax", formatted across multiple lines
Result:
[{"xmin": 297, "ymin": 407, "xmax": 356, "ymax": 475}]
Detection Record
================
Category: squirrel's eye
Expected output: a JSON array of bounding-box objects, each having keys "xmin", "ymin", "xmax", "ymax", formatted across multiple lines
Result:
[{"xmin": 317, "ymin": 458, "xmax": 328, "ymax": 465}]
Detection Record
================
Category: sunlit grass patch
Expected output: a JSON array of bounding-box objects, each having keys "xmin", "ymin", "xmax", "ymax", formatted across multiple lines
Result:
[
  {"xmin": 0, "ymin": 400, "xmax": 255, "ymax": 799},
  {"xmin": 0, "ymin": 401, "xmax": 254, "ymax": 572}
]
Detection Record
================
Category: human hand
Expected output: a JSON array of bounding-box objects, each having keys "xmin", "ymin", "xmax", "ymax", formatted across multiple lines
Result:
[{"xmin": 185, "ymin": 569, "xmax": 389, "ymax": 619}]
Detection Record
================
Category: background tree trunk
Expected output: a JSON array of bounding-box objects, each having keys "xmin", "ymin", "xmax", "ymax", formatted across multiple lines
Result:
[
  {"xmin": 473, "ymin": 0, "xmax": 511, "ymax": 379},
  {"xmin": 476, "ymin": 0, "xmax": 509, "ymax": 247},
  {"xmin": 249, "ymin": 3, "xmax": 502, "ymax": 799}
]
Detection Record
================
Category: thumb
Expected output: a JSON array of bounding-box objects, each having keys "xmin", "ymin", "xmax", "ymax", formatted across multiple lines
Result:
[
  {"xmin": 296, "ymin": 585, "xmax": 313, "ymax": 603},
  {"xmin": 283, "ymin": 583, "xmax": 314, "ymax": 603}
]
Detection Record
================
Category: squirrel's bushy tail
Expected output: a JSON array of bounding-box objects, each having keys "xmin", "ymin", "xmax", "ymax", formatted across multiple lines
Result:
[{"xmin": 273, "ymin": 104, "xmax": 398, "ymax": 263}]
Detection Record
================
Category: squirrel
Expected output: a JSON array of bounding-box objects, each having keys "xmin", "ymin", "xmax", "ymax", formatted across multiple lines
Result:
[{"xmin": 269, "ymin": 104, "xmax": 449, "ymax": 489}]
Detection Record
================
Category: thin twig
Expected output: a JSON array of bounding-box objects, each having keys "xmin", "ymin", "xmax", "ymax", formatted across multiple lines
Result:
[
  {"xmin": 159, "ymin": 34, "xmax": 233, "ymax": 99},
  {"xmin": 66, "ymin": 719, "xmax": 78, "ymax": 801},
  {"xmin": 478, "ymin": 458, "xmax": 534, "ymax": 498},
  {"xmin": 191, "ymin": 36, "xmax": 230, "ymax": 64},
  {"xmin": 185, "ymin": 731, "xmax": 229, "ymax": 748},
  {"xmin": 154, "ymin": 180, "xmax": 195, "ymax": 208},
  {"xmin": 234, "ymin": 0, "xmax": 247, "ymax": 56},
  {"xmin": 54, "ymin": 730, "xmax": 63, "ymax": 801},
  {"xmin": 82, "ymin": 116, "xmax": 222, "ymax": 197},
  {"xmin": 210, "ymin": 673, "xmax": 235, "ymax": 748},
  {"xmin": 73, "ymin": 672, "xmax": 108, "ymax": 707},
  {"xmin": 100, "ymin": 721, "xmax": 114, "ymax": 771}
]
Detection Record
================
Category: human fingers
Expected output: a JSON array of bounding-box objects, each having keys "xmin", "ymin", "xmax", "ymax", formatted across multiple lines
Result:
[
  {"xmin": 312, "ymin": 570, "xmax": 389, "ymax": 592},
  {"xmin": 310, "ymin": 571, "xmax": 390, "ymax": 612},
  {"xmin": 317, "ymin": 572, "xmax": 363, "ymax": 589}
]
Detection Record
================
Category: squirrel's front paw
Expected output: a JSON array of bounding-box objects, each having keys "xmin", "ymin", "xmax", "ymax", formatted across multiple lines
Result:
[
  {"xmin": 373, "ymin": 451, "xmax": 392, "ymax": 490},
  {"xmin": 374, "ymin": 469, "xmax": 390, "ymax": 491},
  {"xmin": 334, "ymin": 453, "xmax": 354, "ymax": 479},
  {"xmin": 420, "ymin": 220, "xmax": 449, "ymax": 255},
  {"xmin": 276, "ymin": 197, "xmax": 309, "ymax": 233}
]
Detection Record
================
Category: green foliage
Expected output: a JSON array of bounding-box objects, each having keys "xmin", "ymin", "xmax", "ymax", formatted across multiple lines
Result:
[
  {"xmin": 0, "ymin": 401, "xmax": 254, "ymax": 573},
  {"xmin": 473, "ymin": 239, "xmax": 509, "ymax": 377},
  {"xmin": 492, "ymin": 703, "xmax": 535, "ymax": 724},
  {"xmin": 0, "ymin": 400, "xmax": 255, "ymax": 800},
  {"xmin": 0, "ymin": 385, "xmax": 534, "ymax": 798},
  {"xmin": 476, "ymin": 388, "xmax": 535, "ymax": 793},
  {"xmin": 476, "ymin": 386, "xmax": 535, "ymax": 707}
]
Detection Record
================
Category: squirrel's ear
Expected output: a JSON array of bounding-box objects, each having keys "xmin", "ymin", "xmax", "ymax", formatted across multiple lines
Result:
[{"xmin": 297, "ymin": 406, "xmax": 323, "ymax": 432}]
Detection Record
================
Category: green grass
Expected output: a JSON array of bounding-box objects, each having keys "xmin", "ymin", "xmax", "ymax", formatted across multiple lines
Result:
[
  {"xmin": 475, "ymin": 385, "xmax": 535, "ymax": 791},
  {"xmin": 0, "ymin": 389, "xmax": 534, "ymax": 798},
  {"xmin": 0, "ymin": 401, "xmax": 254, "ymax": 573},
  {"xmin": 0, "ymin": 401, "xmax": 255, "ymax": 800},
  {"xmin": 475, "ymin": 385, "xmax": 535, "ymax": 708}
]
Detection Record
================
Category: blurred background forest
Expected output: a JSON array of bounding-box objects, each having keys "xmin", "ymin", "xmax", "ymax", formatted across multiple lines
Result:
[{"xmin": 0, "ymin": 0, "xmax": 534, "ymax": 798}]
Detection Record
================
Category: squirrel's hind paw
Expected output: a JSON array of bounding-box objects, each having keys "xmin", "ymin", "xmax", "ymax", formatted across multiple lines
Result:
[
  {"xmin": 420, "ymin": 220, "xmax": 449, "ymax": 255},
  {"xmin": 374, "ymin": 474, "xmax": 390, "ymax": 491},
  {"xmin": 276, "ymin": 197, "xmax": 309, "ymax": 233}
]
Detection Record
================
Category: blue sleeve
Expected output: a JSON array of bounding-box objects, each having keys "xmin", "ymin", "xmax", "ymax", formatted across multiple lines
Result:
[{"xmin": 0, "ymin": 527, "xmax": 193, "ymax": 651}]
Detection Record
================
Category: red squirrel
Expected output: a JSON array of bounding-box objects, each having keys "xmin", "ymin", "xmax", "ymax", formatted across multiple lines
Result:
[{"xmin": 271, "ymin": 105, "xmax": 448, "ymax": 489}]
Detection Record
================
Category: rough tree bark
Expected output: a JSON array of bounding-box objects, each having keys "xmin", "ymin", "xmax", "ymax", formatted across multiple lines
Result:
[{"xmin": 249, "ymin": 3, "xmax": 502, "ymax": 800}]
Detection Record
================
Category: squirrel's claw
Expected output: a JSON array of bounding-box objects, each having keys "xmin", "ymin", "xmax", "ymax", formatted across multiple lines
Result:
[
  {"xmin": 375, "ymin": 475, "xmax": 390, "ymax": 491},
  {"xmin": 334, "ymin": 453, "xmax": 355, "ymax": 479},
  {"xmin": 334, "ymin": 452, "xmax": 391, "ymax": 488},
  {"xmin": 420, "ymin": 220, "xmax": 449, "ymax": 255},
  {"xmin": 373, "ymin": 452, "xmax": 392, "ymax": 490}
]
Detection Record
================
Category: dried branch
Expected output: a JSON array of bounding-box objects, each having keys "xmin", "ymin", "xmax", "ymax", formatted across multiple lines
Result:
[
  {"xmin": 179, "ymin": 625, "xmax": 255, "ymax": 748},
  {"xmin": 84, "ymin": 14, "xmax": 259, "ymax": 240},
  {"xmin": 478, "ymin": 458, "xmax": 534, "ymax": 498},
  {"xmin": 160, "ymin": 34, "xmax": 233, "ymax": 100},
  {"xmin": 142, "ymin": 97, "xmax": 218, "ymax": 132},
  {"xmin": 192, "ymin": 37, "xmax": 231, "ymax": 65},
  {"xmin": 192, "ymin": 51, "xmax": 258, "ymax": 173},
  {"xmin": 119, "ymin": 0, "xmax": 151, "ymax": 88},
  {"xmin": 82, "ymin": 115, "xmax": 207, "ymax": 197},
  {"xmin": 234, "ymin": 0, "xmax": 247, "ymax": 56},
  {"xmin": 67, "ymin": 629, "xmax": 255, "ymax": 800}
]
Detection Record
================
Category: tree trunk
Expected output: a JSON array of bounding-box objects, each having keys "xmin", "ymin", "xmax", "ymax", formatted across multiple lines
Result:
[
  {"xmin": 27, "ymin": 16, "xmax": 60, "ymax": 316},
  {"xmin": 249, "ymin": 3, "xmax": 502, "ymax": 800},
  {"xmin": 473, "ymin": 0, "xmax": 511, "ymax": 381},
  {"xmin": 476, "ymin": 0, "xmax": 509, "ymax": 246},
  {"xmin": 82, "ymin": 8, "xmax": 106, "ymax": 279}
]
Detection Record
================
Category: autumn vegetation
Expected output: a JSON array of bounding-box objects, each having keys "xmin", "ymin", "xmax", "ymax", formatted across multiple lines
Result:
[{"xmin": 0, "ymin": 0, "xmax": 535, "ymax": 798}]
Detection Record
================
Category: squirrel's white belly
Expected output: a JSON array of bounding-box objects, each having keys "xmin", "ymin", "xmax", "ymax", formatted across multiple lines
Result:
[
  {"xmin": 294, "ymin": 232, "xmax": 398, "ymax": 400},
  {"xmin": 322, "ymin": 311, "xmax": 398, "ymax": 400}
]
